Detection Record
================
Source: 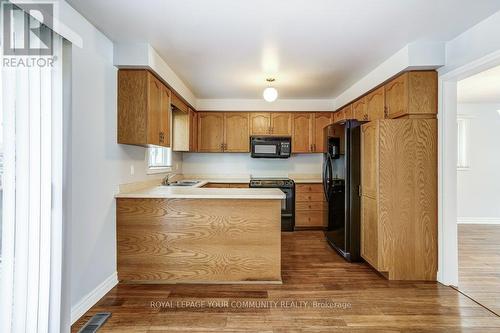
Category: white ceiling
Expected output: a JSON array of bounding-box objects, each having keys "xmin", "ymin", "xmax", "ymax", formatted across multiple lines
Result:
[
  {"xmin": 67, "ymin": 0, "xmax": 500, "ymax": 99},
  {"xmin": 458, "ymin": 65, "xmax": 500, "ymax": 103}
]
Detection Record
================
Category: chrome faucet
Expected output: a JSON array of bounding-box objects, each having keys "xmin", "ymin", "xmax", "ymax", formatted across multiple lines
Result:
[{"xmin": 161, "ymin": 174, "xmax": 173, "ymax": 186}]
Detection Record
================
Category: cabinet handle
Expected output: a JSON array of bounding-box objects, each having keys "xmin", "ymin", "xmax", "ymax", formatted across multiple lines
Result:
[{"xmin": 384, "ymin": 106, "xmax": 388, "ymax": 118}]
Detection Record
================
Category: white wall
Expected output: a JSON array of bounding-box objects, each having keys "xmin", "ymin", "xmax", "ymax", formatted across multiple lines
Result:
[
  {"xmin": 57, "ymin": 0, "xmax": 179, "ymax": 327},
  {"xmin": 457, "ymin": 103, "xmax": 500, "ymax": 221},
  {"xmin": 182, "ymin": 153, "xmax": 323, "ymax": 177}
]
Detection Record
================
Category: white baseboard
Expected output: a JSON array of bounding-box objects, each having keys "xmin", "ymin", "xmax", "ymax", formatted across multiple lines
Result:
[
  {"xmin": 457, "ymin": 217, "xmax": 500, "ymax": 225},
  {"xmin": 71, "ymin": 272, "xmax": 118, "ymax": 325}
]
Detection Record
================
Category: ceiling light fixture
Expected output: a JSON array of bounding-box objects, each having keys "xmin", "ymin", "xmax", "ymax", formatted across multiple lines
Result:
[{"xmin": 263, "ymin": 78, "xmax": 278, "ymax": 102}]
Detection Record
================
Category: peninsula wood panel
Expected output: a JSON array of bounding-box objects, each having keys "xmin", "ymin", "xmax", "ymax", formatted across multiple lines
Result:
[
  {"xmin": 292, "ymin": 113, "xmax": 313, "ymax": 153},
  {"xmin": 116, "ymin": 198, "xmax": 281, "ymax": 283},
  {"xmin": 250, "ymin": 113, "xmax": 271, "ymax": 135},
  {"xmin": 224, "ymin": 113, "xmax": 249, "ymax": 152},
  {"xmin": 197, "ymin": 112, "xmax": 224, "ymax": 152}
]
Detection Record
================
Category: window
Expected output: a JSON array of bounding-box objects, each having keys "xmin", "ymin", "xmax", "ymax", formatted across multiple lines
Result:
[
  {"xmin": 457, "ymin": 117, "xmax": 470, "ymax": 170},
  {"xmin": 148, "ymin": 147, "xmax": 172, "ymax": 173}
]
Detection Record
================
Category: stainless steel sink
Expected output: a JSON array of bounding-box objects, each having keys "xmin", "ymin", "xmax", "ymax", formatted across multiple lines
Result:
[{"xmin": 164, "ymin": 180, "xmax": 201, "ymax": 187}]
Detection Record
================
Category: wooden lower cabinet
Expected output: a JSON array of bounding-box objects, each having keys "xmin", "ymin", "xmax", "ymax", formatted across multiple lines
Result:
[
  {"xmin": 360, "ymin": 119, "xmax": 437, "ymax": 280},
  {"xmin": 295, "ymin": 183, "xmax": 327, "ymax": 229}
]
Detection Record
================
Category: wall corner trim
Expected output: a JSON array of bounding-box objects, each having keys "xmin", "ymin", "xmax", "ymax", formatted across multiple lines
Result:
[{"xmin": 71, "ymin": 272, "xmax": 119, "ymax": 325}]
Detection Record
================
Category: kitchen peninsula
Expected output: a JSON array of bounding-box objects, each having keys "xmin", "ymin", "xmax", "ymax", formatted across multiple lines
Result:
[{"xmin": 115, "ymin": 183, "xmax": 284, "ymax": 284}]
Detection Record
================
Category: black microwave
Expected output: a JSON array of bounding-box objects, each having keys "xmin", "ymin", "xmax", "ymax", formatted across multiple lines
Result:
[{"xmin": 250, "ymin": 136, "xmax": 291, "ymax": 158}]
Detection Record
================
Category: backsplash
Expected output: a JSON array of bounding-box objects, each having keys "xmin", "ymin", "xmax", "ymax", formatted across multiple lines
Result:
[{"xmin": 181, "ymin": 153, "xmax": 325, "ymax": 178}]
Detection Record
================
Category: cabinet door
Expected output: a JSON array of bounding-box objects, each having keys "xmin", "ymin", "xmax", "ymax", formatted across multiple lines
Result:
[
  {"xmin": 271, "ymin": 113, "xmax": 292, "ymax": 135},
  {"xmin": 189, "ymin": 109, "xmax": 198, "ymax": 152},
  {"xmin": 292, "ymin": 113, "xmax": 313, "ymax": 153},
  {"xmin": 353, "ymin": 97, "xmax": 368, "ymax": 121},
  {"xmin": 250, "ymin": 113, "xmax": 271, "ymax": 135},
  {"xmin": 361, "ymin": 195, "xmax": 379, "ymax": 268},
  {"xmin": 198, "ymin": 112, "xmax": 224, "ymax": 152},
  {"xmin": 224, "ymin": 113, "xmax": 250, "ymax": 152},
  {"xmin": 366, "ymin": 86, "xmax": 385, "ymax": 121},
  {"xmin": 343, "ymin": 105, "xmax": 353, "ymax": 120},
  {"xmin": 313, "ymin": 113, "xmax": 332, "ymax": 152},
  {"xmin": 147, "ymin": 73, "xmax": 162, "ymax": 146},
  {"xmin": 385, "ymin": 73, "xmax": 408, "ymax": 119},
  {"xmin": 159, "ymin": 85, "xmax": 171, "ymax": 147},
  {"xmin": 361, "ymin": 122, "xmax": 378, "ymax": 199}
]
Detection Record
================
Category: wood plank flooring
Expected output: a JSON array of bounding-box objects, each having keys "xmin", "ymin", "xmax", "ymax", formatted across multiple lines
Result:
[
  {"xmin": 458, "ymin": 224, "xmax": 500, "ymax": 315},
  {"xmin": 72, "ymin": 231, "xmax": 500, "ymax": 332}
]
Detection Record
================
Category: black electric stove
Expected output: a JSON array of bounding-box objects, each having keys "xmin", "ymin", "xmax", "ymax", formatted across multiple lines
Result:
[{"xmin": 249, "ymin": 177, "xmax": 295, "ymax": 231}]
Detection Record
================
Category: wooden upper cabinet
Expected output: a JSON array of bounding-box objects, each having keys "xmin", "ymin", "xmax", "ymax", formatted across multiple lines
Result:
[
  {"xmin": 250, "ymin": 113, "xmax": 271, "ymax": 135},
  {"xmin": 159, "ymin": 85, "xmax": 171, "ymax": 147},
  {"xmin": 361, "ymin": 122, "xmax": 379, "ymax": 199},
  {"xmin": 270, "ymin": 113, "xmax": 292, "ymax": 135},
  {"xmin": 224, "ymin": 113, "xmax": 250, "ymax": 152},
  {"xmin": 313, "ymin": 113, "xmax": 333, "ymax": 153},
  {"xmin": 189, "ymin": 108, "xmax": 198, "ymax": 152},
  {"xmin": 147, "ymin": 75, "xmax": 162, "ymax": 146},
  {"xmin": 171, "ymin": 93, "xmax": 189, "ymax": 114},
  {"xmin": 385, "ymin": 71, "xmax": 437, "ymax": 119},
  {"xmin": 353, "ymin": 97, "xmax": 368, "ymax": 121},
  {"xmin": 197, "ymin": 112, "xmax": 224, "ymax": 152},
  {"xmin": 118, "ymin": 69, "xmax": 171, "ymax": 147},
  {"xmin": 292, "ymin": 113, "xmax": 313, "ymax": 153},
  {"xmin": 343, "ymin": 104, "xmax": 354, "ymax": 120},
  {"xmin": 366, "ymin": 86, "xmax": 385, "ymax": 121}
]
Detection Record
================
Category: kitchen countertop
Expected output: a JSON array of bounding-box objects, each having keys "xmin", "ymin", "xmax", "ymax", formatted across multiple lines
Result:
[{"xmin": 115, "ymin": 183, "xmax": 285, "ymax": 200}]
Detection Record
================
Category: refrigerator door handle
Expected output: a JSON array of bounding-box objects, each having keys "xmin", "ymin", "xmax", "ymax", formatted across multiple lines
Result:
[{"xmin": 322, "ymin": 155, "xmax": 330, "ymax": 201}]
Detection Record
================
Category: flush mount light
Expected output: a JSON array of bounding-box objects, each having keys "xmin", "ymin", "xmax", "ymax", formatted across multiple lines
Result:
[
  {"xmin": 263, "ymin": 78, "xmax": 278, "ymax": 102},
  {"xmin": 497, "ymin": 109, "xmax": 500, "ymax": 116}
]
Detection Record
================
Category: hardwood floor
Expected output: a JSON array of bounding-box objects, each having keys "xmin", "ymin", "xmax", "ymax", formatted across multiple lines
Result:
[
  {"xmin": 72, "ymin": 231, "xmax": 500, "ymax": 332},
  {"xmin": 459, "ymin": 224, "xmax": 500, "ymax": 315}
]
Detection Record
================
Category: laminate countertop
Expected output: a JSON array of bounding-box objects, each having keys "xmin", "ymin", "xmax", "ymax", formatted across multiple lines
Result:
[{"xmin": 115, "ymin": 184, "xmax": 285, "ymax": 200}]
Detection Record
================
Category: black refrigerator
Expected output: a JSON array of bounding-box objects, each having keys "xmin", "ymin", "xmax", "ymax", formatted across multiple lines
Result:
[{"xmin": 322, "ymin": 120, "xmax": 362, "ymax": 262}]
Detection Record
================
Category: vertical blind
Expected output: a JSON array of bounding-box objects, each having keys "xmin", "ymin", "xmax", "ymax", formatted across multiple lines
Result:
[{"xmin": 0, "ymin": 4, "xmax": 63, "ymax": 333}]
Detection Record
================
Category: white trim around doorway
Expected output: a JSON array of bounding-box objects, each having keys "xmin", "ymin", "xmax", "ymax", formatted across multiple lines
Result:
[{"xmin": 437, "ymin": 49, "xmax": 500, "ymax": 287}]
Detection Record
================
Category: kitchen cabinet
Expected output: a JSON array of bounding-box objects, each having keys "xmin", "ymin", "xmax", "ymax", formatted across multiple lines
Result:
[
  {"xmin": 313, "ymin": 113, "xmax": 333, "ymax": 152},
  {"xmin": 198, "ymin": 112, "xmax": 225, "ymax": 152},
  {"xmin": 250, "ymin": 112, "xmax": 291, "ymax": 135},
  {"xmin": 292, "ymin": 112, "xmax": 333, "ymax": 153},
  {"xmin": 385, "ymin": 71, "xmax": 437, "ymax": 119},
  {"xmin": 353, "ymin": 97, "xmax": 368, "ymax": 121},
  {"xmin": 271, "ymin": 113, "xmax": 292, "ymax": 135},
  {"xmin": 295, "ymin": 183, "xmax": 327, "ymax": 228},
  {"xmin": 189, "ymin": 108, "xmax": 198, "ymax": 152},
  {"xmin": 171, "ymin": 92, "xmax": 189, "ymax": 114},
  {"xmin": 173, "ymin": 107, "xmax": 197, "ymax": 152},
  {"xmin": 118, "ymin": 69, "xmax": 171, "ymax": 147},
  {"xmin": 198, "ymin": 112, "xmax": 250, "ymax": 152},
  {"xmin": 365, "ymin": 86, "xmax": 385, "ymax": 121},
  {"xmin": 224, "ymin": 113, "xmax": 250, "ymax": 152},
  {"xmin": 360, "ymin": 119, "xmax": 437, "ymax": 280},
  {"xmin": 250, "ymin": 113, "xmax": 271, "ymax": 135},
  {"xmin": 292, "ymin": 113, "xmax": 313, "ymax": 153}
]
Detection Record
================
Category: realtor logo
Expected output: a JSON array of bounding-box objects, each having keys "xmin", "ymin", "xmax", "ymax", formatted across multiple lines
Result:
[{"xmin": 2, "ymin": 2, "xmax": 54, "ymax": 56}]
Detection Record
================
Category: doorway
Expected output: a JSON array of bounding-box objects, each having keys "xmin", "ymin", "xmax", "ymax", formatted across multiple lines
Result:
[{"xmin": 455, "ymin": 67, "xmax": 500, "ymax": 315}]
